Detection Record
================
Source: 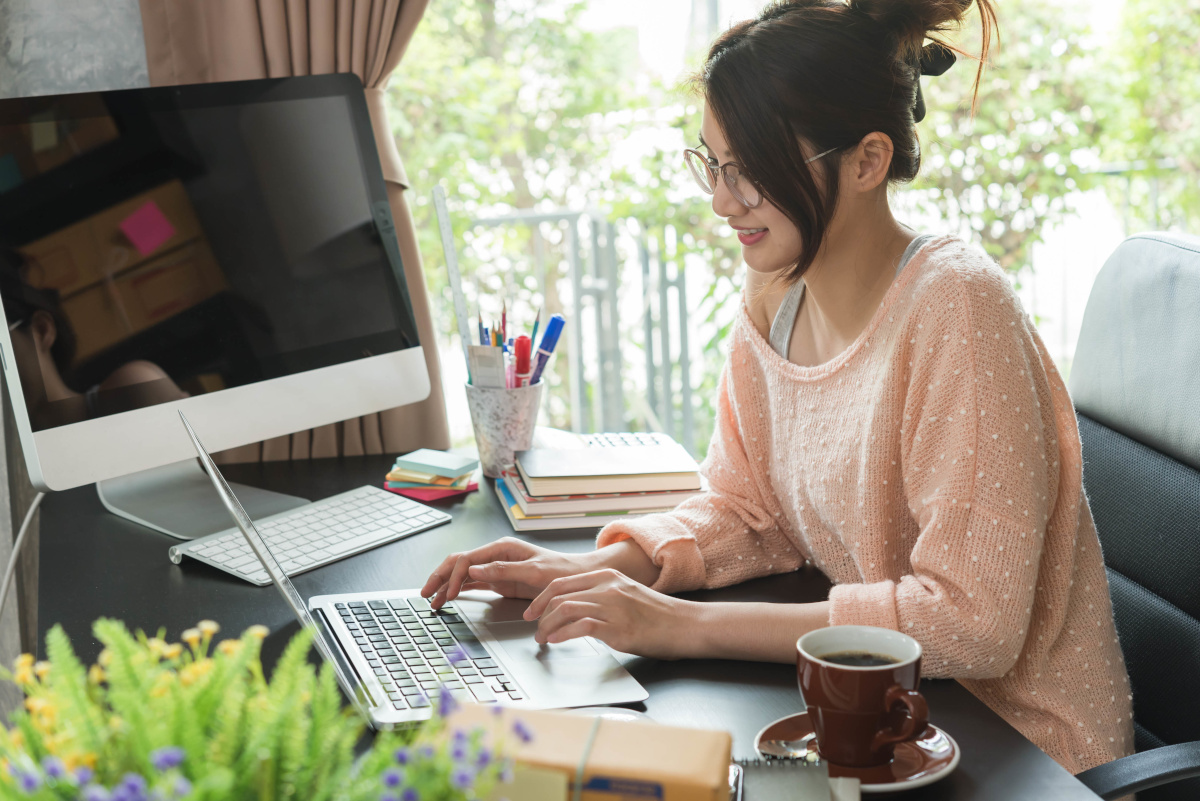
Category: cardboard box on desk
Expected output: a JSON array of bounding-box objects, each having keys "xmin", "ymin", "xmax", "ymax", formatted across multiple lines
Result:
[
  {"xmin": 21, "ymin": 179, "xmax": 205, "ymax": 298},
  {"xmin": 448, "ymin": 704, "xmax": 732, "ymax": 801},
  {"xmin": 62, "ymin": 238, "xmax": 228, "ymax": 361}
]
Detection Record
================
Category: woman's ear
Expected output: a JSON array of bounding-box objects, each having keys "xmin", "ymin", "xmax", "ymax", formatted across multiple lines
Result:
[
  {"xmin": 848, "ymin": 132, "xmax": 894, "ymax": 193},
  {"xmin": 29, "ymin": 309, "xmax": 57, "ymax": 353}
]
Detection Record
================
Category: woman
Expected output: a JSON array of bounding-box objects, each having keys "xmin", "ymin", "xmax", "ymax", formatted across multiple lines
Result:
[{"xmin": 423, "ymin": 0, "xmax": 1133, "ymax": 773}]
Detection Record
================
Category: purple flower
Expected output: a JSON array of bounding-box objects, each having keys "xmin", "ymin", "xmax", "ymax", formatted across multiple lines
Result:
[
  {"xmin": 451, "ymin": 741, "xmax": 467, "ymax": 761},
  {"xmin": 41, "ymin": 756, "xmax": 65, "ymax": 779},
  {"xmin": 447, "ymin": 646, "xmax": 469, "ymax": 666},
  {"xmin": 490, "ymin": 704, "xmax": 504, "ymax": 717},
  {"xmin": 498, "ymin": 758, "xmax": 515, "ymax": 783},
  {"xmin": 418, "ymin": 745, "xmax": 435, "ymax": 760},
  {"xmin": 401, "ymin": 789, "xmax": 419, "ymax": 801},
  {"xmin": 151, "ymin": 746, "xmax": 185, "ymax": 772},
  {"xmin": 381, "ymin": 795, "xmax": 399, "ymax": 801},
  {"xmin": 512, "ymin": 719, "xmax": 534, "ymax": 744},
  {"xmin": 173, "ymin": 777, "xmax": 192, "ymax": 797},
  {"xmin": 393, "ymin": 747, "xmax": 410, "ymax": 765},
  {"xmin": 381, "ymin": 769, "xmax": 404, "ymax": 788},
  {"xmin": 115, "ymin": 773, "xmax": 148, "ymax": 801},
  {"xmin": 437, "ymin": 686, "xmax": 458, "ymax": 718},
  {"xmin": 75, "ymin": 766, "xmax": 95, "ymax": 785},
  {"xmin": 83, "ymin": 786, "xmax": 112, "ymax": 801},
  {"xmin": 17, "ymin": 771, "xmax": 41, "ymax": 793},
  {"xmin": 476, "ymin": 747, "xmax": 493, "ymax": 769},
  {"xmin": 451, "ymin": 767, "xmax": 474, "ymax": 790},
  {"xmin": 452, "ymin": 727, "xmax": 468, "ymax": 743}
]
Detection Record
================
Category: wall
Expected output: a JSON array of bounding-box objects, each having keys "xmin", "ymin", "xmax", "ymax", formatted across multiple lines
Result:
[{"xmin": 0, "ymin": 0, "xmax": 148, "ymax": 98}]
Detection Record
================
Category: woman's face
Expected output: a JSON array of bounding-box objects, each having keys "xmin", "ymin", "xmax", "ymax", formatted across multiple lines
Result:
[{"xmin": 699, "ymin": 103, "xmax": 801, "ymax": 274}]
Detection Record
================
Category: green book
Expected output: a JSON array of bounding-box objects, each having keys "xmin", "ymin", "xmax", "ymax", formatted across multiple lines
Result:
[{"xmin": 392, "ymin": 449, "xmax": 479, "ymax": 479}]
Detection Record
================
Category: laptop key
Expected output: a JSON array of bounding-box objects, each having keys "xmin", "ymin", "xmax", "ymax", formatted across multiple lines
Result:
[
  {"xmin": 463, "ymin": 675, "xmax": 484, "ymax": 684},
  {"xmin": 391, "ymin": 699, "xmax": 408, "ymax": 710},
  {"xmin": 480, "ymin": 667, "xmax": 505, "ymax": 677},
  {"xmin": 508, "ymin": 692, "xmax": 524, "ymax": 701},
  {"xmin": 473, "ymin": 658, "xmax": 497, "ymax": 669},
  {"xmin": 409, "ymin": 695, "xmax": 431, "ymax": 708},
  {"xmin": 401, "ymin": 686, "xmax": 425, "ymax": 697},
  {"xmin": 469, "ymin": 685, "xmax": 497, "ymax": 703},
  {"xmin": 408, "ymin": 598, "xmax": 432, "ymax": 612}
]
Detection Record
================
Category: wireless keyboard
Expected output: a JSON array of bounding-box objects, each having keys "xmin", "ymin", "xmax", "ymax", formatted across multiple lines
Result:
[{"xmin": 168, "ymin": 485, "xmax": 451, "ymax": 586}]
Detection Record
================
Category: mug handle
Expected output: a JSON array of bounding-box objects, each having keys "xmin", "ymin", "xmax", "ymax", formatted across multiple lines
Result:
[{"xmin": 871, "ymin": 685, "xmax": 929, "ymax": 750}]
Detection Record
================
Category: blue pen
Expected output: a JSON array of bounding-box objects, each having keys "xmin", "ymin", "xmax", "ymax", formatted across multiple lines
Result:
[{"xmin": 529, "ymin": 313, "xmax": 565, "ymax": 385}]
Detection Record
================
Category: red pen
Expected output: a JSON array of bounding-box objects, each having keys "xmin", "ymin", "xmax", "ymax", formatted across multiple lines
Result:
[{"xmin": 514, "ymin": 335, "xmax": 532, "ymax": 387}]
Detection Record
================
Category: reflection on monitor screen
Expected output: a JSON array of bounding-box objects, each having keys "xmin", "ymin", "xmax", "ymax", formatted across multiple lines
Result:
[{"xmin": 0, "ymin": 84, "xmax": 418, "ymax": 433}]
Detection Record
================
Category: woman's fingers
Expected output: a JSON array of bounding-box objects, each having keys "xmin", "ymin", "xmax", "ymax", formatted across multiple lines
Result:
[
  {"xmin": 525, "ymin": 569, "xmax": 618, "ymax": 620},
  {"xmin": 543, "ymin": 617, "xmax": 604, "ymax": 645},
  {"xmin": 420, "ymin": 550, "xmax": 465, "ymax": 598},
  {"xmin": 535, "ymin": 599, "xmax": 606, "ymax": 644},
  {"xmin": 423, "ymin": 538, "xmax": 534, "ymax": 606}
]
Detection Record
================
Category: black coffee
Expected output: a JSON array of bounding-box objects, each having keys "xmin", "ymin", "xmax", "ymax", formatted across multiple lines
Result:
[{"xmin": 819, "ymin": 650, "xmax": 900, "ymax": 667}]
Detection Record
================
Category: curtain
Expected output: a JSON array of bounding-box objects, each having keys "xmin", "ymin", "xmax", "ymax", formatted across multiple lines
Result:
[{"xmin": 137, "ymin": 0, "xmax": 449, "ymax": 460}]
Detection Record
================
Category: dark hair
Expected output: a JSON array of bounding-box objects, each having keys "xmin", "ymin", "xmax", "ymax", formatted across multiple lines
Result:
[
  {"xmin": 694, "ymin": 0, "xmax": 997, "ymax": 284},
  {"xmin": 0, "ymin": 247, "xmax": 77, "ymax": 372}
]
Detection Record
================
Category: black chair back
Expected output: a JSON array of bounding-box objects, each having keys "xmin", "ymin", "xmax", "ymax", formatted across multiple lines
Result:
[{"xmin": 1071, "ymin": 233, "xmax": 1200, "ymax": 801}]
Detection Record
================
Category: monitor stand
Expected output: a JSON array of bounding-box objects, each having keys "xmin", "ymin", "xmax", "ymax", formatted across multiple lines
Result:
[{"xmin": 96, "ymin": 458, "xmax": 310, "ymax": 541}]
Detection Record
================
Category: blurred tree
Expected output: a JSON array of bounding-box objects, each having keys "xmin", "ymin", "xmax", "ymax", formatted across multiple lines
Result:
[
  {"xmin": 1098, "ymin": 0, "xmax": 1200, "ymax": 233},
  {"xmin": 906, "ymin": 0, "xmax": 1106, "ymax": 272}
]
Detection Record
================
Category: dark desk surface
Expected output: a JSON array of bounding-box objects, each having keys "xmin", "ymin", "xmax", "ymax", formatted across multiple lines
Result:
[{"xmin": 38, "ymin": 455, "xmax": 1101, "ymax": 800}]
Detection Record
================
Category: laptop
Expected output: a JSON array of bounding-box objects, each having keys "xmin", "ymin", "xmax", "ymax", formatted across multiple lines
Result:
[{"xmin": 178, "ymin": 411, "xmax": 648, "ymax": 728}]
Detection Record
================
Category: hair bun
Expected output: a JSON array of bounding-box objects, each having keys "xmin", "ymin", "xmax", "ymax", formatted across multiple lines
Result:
[{"xmin": 847, "ymin": 0, "xmax": 972, "ymax": 57}]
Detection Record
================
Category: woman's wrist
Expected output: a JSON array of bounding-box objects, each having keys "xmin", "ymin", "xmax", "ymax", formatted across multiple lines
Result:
[{"xmin": 585, "ymin": 538, "xmax": 662, "ymax": 586}]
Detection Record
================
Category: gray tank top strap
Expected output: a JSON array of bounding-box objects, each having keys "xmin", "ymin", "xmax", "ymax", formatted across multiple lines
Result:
[
  {"xmin": 769, "ymin": 233, "xmax": 934, "ymax": 359},
  {"xmin": 769, "ymin": 279, "xmax": 806, "ymax": 359}
]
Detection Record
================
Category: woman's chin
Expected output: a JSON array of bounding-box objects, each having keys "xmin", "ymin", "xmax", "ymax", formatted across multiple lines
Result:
[{"xmin": 743, "ymin": 249, "xmax": 789, "ymax": 275}]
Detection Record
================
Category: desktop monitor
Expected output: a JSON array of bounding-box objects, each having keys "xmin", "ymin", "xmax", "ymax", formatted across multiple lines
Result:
[{"xmin": 0, "ymin": 75, "xmax": 431, "ymax": 511}]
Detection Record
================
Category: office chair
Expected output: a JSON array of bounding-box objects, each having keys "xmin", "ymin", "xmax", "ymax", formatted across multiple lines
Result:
[{"xmin": 1069, "ymin": 232, "xmax": 1200, "ymax": 801}]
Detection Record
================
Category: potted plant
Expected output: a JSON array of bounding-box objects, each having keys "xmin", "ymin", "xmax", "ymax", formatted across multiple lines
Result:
[{"xmin": 0, "ymin": 619, "xmax": 519, "ymax": 800}]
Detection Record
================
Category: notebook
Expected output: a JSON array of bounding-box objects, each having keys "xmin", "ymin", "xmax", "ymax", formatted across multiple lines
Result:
[
  {"xmin": 515, "ymin": 439, "xmax": 701, "ymax": 497},
  {"xmin": 494, "ymin": 481, "xmax": 673, "ymax": 531},
  {"xmin": 501, "ymin": 468, "xmax": 704, "ymax": 516},
  {"xmin": 730, "ymin": 759, "xmax": 845, "ymax": 801}
]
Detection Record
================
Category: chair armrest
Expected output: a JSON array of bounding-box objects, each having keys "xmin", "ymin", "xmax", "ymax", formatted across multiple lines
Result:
[{"xmin": 1076, "ymin": 741, "xmax": 1200, "ymax": 800}]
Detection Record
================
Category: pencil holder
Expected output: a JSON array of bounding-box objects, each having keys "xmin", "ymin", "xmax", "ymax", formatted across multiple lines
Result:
[{"xmin": 465, "ymin": 380, "xmax": 544, "ymax": 478}]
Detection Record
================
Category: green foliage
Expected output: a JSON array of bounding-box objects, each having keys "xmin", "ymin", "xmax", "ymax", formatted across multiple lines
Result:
[
  {"xmin": 0, "ymin": 620, "xmax": 511, "ymax": 801},
  {"xmin": 1098, "ymin": 0, "xmax": 1200, "ymax": 232},
  {"xmin": 907, "ymin": 0, "xmax": 1103, "ymax": 272}
]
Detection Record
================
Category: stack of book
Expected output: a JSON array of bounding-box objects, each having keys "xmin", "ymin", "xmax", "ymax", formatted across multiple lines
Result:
[
  {"xmin": 385, "ymin": 449, "xmax": 480, "ymax": 502},
  {"xmin": 495, "ymin": 435, "xmax": 704, "ymax": 530}
]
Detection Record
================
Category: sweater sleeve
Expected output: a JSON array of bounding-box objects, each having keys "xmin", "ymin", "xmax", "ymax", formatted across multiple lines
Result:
[
  {"xmin": 829, "ymin": 265, "xmax": 1057, "ymax": 680},
  {"xmin": 597, "ymin": 354, "xmax": 807, "ymax": 594}
]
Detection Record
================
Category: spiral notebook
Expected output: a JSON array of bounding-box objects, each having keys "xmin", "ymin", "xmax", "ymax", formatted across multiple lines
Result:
[{"xmin": 729, "ymin": 759, "xmax": 859, "ymax": 801}]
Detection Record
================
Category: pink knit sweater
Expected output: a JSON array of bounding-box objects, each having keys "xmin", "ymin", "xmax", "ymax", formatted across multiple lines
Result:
[{"xmin": 598, "ymin": 236, "xmax": 1134, "ymax": 773}]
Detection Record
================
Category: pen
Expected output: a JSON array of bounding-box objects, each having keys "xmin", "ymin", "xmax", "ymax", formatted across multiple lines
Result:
[
  {"xmin": 529, "ymin": 313, "xmax": 565, "ymax": 385},
  {"xmin": 478, "ymin": 311, "xmax": 486, "ymax": 346},
  {"xmin": 502, "ymin": 302, "xmax": 507, "ymax": 344},
  {"xmin": 531, "ymin": 308, "xmax": 542, "ymax": 345},
  {"xmin": 514, "ymin": 335, "xmax": 532, "ymax": 387}
]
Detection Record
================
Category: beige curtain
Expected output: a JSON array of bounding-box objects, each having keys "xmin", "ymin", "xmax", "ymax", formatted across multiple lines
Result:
[{"xmin": 137, "ymin": 0, "xmax": 449, "ymax": 460}]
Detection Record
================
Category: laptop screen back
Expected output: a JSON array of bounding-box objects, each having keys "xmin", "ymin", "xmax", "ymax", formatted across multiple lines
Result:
[{"xmin": 177, "ymin": 410, "xmax": 375, "ymax": 719}]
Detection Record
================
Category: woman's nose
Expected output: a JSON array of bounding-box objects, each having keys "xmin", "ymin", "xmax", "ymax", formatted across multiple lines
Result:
[{"xmin": 711, "ymin": 174, "xmax": 745, "ymax": 218}]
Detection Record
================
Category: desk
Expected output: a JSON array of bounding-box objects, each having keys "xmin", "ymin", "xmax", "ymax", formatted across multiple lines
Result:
[{"xmin": 38, "ymin": 454, "xmax": 1101, "ymax": 800}]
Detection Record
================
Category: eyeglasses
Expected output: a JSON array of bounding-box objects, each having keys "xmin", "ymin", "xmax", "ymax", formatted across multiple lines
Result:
[{"xmin": 683, "ymin": 146, "xmax": 840, "ymax": 208}]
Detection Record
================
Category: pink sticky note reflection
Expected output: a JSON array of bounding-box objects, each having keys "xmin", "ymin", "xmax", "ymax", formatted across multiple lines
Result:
[{"xmin": 118, "ymin": 200, "xmax": 176, "ymax": 257}]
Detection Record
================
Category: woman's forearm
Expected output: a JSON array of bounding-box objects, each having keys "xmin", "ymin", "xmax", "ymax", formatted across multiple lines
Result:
[
  {"xmin": 676, "ymin": 600, "xmax": 831, "ymax": 662},
  {"xmin": 584, "ymin": 538, "xmax": 663, "ymax": 587}
]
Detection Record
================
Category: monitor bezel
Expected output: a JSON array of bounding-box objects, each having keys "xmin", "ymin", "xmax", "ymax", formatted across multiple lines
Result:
[{"xmin": 0, "ymin": 74, "xmax": 431, "ymax": 491}]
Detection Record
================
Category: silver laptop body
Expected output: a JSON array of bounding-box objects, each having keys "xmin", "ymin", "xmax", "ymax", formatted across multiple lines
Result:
[{"xmin": 179, "ymin": 411, "xmax": 648, "ymax": 728}]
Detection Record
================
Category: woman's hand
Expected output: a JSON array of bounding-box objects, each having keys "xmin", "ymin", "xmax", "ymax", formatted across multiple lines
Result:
[
  {"xmin": 421, "ymin": 537, "xmax": 593, "ymax": 609},
  {"xmin": 523, "ymin": 568, "xmax": 699, "ymax": 660}
]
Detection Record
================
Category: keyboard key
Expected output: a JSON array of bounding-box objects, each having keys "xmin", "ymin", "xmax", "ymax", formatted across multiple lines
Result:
[
  {"xmin": 391, "ymin": 699, "xmax": 408, "ymax": 710},
  {"xmin": 388, "ymin": 600, "xmax": 408, "ymax": 611},
  {"xmin": 480, "ymin": 667, "xmax": 505, "ymax": 677},
  {"xmin": 401, "ymin": 686, "xmax": 426, "ymax": 697},
  {"xmin": 469, "ymin": 685, "xmax": 497, "ymax": 703},
  {"xmin": 473, "ymin": 658, "xmax": 497, "ymax": 669},
  {"xmin": 409, "ymin": 695, "xmax": 431, "ymax": 708},
  {"xmin": 508, "ymin": 692, "xmax": 524, "ymax": 701},
  {"xmin": 463, "ymin": 675, "xmax": 484, "ymax": 684},
  {"xmin": 409, "ymin": 598, "xmax": 432, "ymax": 612}
]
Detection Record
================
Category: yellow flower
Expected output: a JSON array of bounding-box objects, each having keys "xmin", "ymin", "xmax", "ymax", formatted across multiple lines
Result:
[
  {"xmin": 15, "ymin": 654, "xmax": 33, "ymax": 670},
  {"xmin": 88, "ymin": 665, "xmax": 106, "ymax": 685},
  {"xmin": 33, "ymin": 661, "xmax": 51, "ymax": 680},
  {"xmin": 218, "ymin": 640, "xmax": 242, "ymax": 656},
  {"xmin": 25, "ymin": 697, "xmax": 46, "ymax": 713},
  {"xmin": 164, "ymin": 643, "xmax": 183, "ymax": 660},
  {"xmin": 147, "ymin": 638, "xmax": 167, "ymax": 658},
  {"xmin": 246, "ymin": 624, "xmax": 269, "ymax": 640},
  {"xmin": 14, "ymin": 666, "xmax": 34, "ymax": 685},
  {"xmin": 198, "ymin": 620, "xmax": 220, "ymax": 637},
  {"xmin": 150, "ymin": 674, "xmax": 174, "ymax": 698},
  {"xmin": 10, "ymin": 730, "xmax": 24, "ymax": 748},
  {"xmin": 97, "ymin": 649, "xmax": 112, "ymax": 668},
  {"xmin": 181, "ymin": 629, "xmax": 201, "ymax": 648}
]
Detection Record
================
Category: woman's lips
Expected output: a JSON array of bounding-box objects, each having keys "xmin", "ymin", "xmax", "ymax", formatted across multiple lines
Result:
[{"xmin": 737, "ymin": 228, "xmax": 768, "ymax": 246}]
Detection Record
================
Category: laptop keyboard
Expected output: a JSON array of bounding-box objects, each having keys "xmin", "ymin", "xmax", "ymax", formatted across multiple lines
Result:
[
  {"xmin": 169, "ymin": 486, "xmax": 451, "ymax": 585},
  {"xmin": 336, "ymin": 597, "xmax": 522, "ymax": 710},
  {"xmin": 584, "ymin": 431, "xmax": 675, "ymax": 447}
]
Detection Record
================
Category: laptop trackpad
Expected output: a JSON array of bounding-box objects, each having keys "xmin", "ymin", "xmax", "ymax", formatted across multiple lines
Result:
[{"xmin": 484, "ymin": 621, "xmax": 600, "ymax": 662}]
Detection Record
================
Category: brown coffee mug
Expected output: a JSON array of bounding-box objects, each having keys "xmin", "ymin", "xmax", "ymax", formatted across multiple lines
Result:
[{"xmin": 796, "ymin": 625, "xmax": 929, "ymax": 768}]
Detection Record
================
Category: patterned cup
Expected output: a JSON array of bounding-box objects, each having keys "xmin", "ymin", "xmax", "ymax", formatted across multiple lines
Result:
[{"xmin": 465, "ymin": 380, "xmax": 544, "ymax": 477}]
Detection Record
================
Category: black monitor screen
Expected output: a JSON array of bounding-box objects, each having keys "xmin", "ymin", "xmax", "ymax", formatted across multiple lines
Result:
[{"xmin": 0, "ymin": 75, "xmax": 419, "ymax": 431}]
